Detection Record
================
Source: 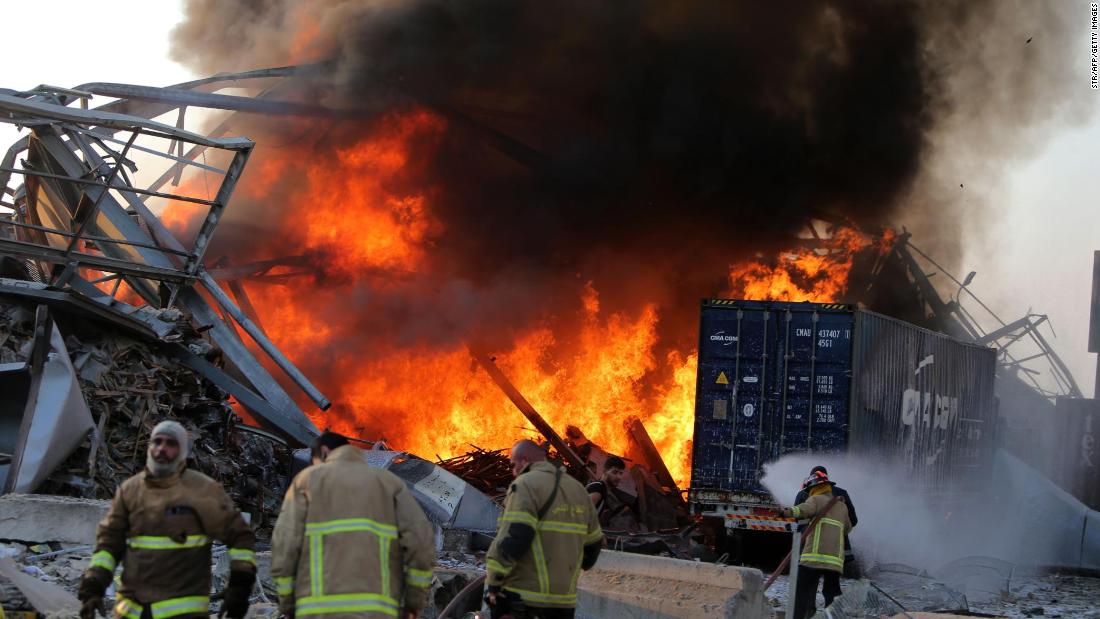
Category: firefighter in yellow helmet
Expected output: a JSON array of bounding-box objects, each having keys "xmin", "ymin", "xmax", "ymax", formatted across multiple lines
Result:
[
  {"xmin": 272, "ymin": 431, "xmax": 435, "ymax": 618},
  {"xmin": 484, "ymin": 440, "xmax": 604, "ymax": 619},
  {"xmin": 77, "ymin": 420, "xmax": 256, "ymax": 619}
]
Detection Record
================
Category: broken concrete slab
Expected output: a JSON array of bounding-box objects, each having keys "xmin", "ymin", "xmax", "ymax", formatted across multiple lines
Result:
[
  {"xmin": 0, "ymin": 557, "xmax": 80, "ymax": 616},
  {"xmin": 0, "ymin": 495, "xmax": 108, "ymax": 544},
  {"xmin": 577, "ymin": 550, "xmax": 765, "ymax": 619}
]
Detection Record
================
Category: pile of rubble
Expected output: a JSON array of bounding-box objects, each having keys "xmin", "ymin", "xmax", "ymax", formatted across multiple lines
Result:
[{"xmin": 0, "ymin": 294, "xmax": 293, "ymax": 528}]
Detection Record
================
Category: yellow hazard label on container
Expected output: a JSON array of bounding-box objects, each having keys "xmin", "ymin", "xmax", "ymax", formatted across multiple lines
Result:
[{"xmin": 716, "ymin": 371, "xmax": 729, "ymax": 385}]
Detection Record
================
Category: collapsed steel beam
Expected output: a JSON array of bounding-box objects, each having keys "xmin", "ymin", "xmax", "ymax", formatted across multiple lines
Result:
[
  {"xmin": 625, "ymin": 416, "xmax": 682, "ymax": 501},
  {"xmin": 77, "ymin": 83, "xmax": 351, "ymax": 118},
  {"xmin": 0, "ymin": 92, "xmax": 252, "ymax": 150},
  {"xmin": 978, "ymin": 315, "xmax": 1048, "ymax": 347},
  {"xmin": 87, "ymin": 65, "xmax": 322, "ymax": 119},
  {"xmin": 0, "ymin": 279, "xmax": 318, "ymax": 445},
  {"xmin": 898, "ymin": 236, "xmax": 1084, "ymax": 399},
  {"xmin": 176, "ymin": 285, "xmax": 324, "ymax": 430},
  {"xmin": 0, "ymin": 237, "xmax": 194, "ymax": 283},
  {"xmin": 469, "ymin": 348, "xmax": 593, "ymax": 481},
  {"xmin": 0, "ymin": 86, "xmax": 332, "ymax": 436},
  {"xmin": 200, "ymin": 272, "xmax": 331, "ymax": 410}
]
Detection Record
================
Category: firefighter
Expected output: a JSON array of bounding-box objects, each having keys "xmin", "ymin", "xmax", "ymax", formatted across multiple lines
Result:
[
  {"xmin": 77, "ymin": 420, "xmax": 256, "ymax": 619},
  {"xmin": 272, "ymin": 431, "xmax": 435, "ymax": 619},
  {"xmin": 780, "ymin": 470, "xmax": 852, "ymax": 619},
  {"xmin": 485, "ymin": 440, "xmax": 604, "ymax": 619},
  {"xmin": 793, "ymin": 465, "xmax": 859, "ymax": 579}
]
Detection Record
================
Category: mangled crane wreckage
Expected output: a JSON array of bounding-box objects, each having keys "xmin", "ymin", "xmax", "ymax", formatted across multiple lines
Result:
[{"xmin": 0, "ymin": 69, "xmax": 332, "ymax": 496}]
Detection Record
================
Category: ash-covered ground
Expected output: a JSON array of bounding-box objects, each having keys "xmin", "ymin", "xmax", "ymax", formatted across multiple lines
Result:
[{"xmin": 766, "ymin": 571, "xmax": 1100, "ymax": 618}]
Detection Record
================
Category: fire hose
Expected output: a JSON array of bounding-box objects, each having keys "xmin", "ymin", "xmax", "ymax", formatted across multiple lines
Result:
[
  {"xmin": 438, "ymin": 574, "xmax": 486, "ymax": 619},
  {"xmin": 762, "ymin": 495, "xmax": 842, "ymax": 591}
]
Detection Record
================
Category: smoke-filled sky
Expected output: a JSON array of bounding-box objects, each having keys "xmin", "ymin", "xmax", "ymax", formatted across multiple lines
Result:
[{"xmin": 0, "ymin": 0, "xmax": 1097, "ymax": 395}]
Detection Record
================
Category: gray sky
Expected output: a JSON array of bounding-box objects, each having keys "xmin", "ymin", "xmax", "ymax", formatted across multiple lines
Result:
[
  {"xmin": 964, "ymin": 118, "xmax": 1100, "ymax": 398},
  {"xmin": 1, "ymin": 1, "xmax": 1096, "ymax": 396}
]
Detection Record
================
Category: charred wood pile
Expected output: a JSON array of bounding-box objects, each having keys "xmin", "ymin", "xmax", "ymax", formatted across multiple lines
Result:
[{"xmin": 436, "ymin": 446, "xmax": 513, "ymax": 499}]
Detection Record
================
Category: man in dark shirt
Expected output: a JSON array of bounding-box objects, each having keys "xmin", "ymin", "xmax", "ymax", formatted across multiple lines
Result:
[
  {"xmin": 793, "ymin": 465, "xmax": 860, "ymax": 580},
  {"xmin": 586, "ymin": 456, "xmax": 625, "ymax": 522}
]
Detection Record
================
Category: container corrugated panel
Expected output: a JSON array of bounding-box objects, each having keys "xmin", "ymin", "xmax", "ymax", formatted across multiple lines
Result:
[
  {"xmin": 690, "ymin": 300, "xmax": 855, "ymax": 496},
  {"xmin": 690, "ymin": 300, "xmax": 997, "ymax": 503},
  {"xmin": 849, "ymin": 311, "xmax": 997, "ymax": 496},
  {"xmin": 1053, "ymin": 397, "xmax": 1100, "ymax": 510}
]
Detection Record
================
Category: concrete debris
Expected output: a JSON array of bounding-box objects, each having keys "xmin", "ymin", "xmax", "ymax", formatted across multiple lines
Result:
[
  {"xmin": 967, "ymin": 571, "xmax": 1100, "ymax": 619},
  {"xmin": 0, "ymin": 495, "xmax": 108, "ymax": 545},
  {"xmin": 576, "ymin": 550, "xmax": 766, "ymax": 618},
  {"xmin": 0, "ymin": 556, "xmax": 80, "ymax": 616}
]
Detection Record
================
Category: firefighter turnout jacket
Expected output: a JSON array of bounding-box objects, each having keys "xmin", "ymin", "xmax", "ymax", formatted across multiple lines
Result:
[
  {"xmin": 271, "ymin": 444, "xmax": 435, "ymax": 617},
  {"xmin": 85, "ymin": 468, "xmax": 256, "ymax": 619},
  {"xmin": 486, "ymin": 461, "xmax": 604, "ymax": 609},
  {"xmin": 786, "ymin": 492, "xmax": 852, "ymax": 572}
]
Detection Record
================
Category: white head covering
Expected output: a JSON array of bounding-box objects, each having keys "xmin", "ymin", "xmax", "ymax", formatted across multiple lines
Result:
[{"xmin": 146, "ymin": 420, "xmax": 189, "ymax": 476}]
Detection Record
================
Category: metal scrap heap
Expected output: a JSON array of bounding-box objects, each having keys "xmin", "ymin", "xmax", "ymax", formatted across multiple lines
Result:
[{"xmin": 0, "ymin": 294, "xmax": 292, "ymax": 524}]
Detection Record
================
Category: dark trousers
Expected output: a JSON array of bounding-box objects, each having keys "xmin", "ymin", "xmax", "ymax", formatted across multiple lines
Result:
[
  {"xmin": 793, "ymin": 566, "xmax": 842, "ymax": 619},
  {"xmin": 488, "ymin": 593, "xmax": 574, "ymax": 619},
  {"xmin": 842, "ymin": 534, "xmax": 861, "ymax": 579},
  {"xmin": 491, "ymin": 606, "xmax": 574, "ymax": 619}
]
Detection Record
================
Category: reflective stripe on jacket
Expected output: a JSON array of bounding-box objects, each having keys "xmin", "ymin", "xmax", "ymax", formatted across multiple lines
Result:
[
  {"xmin": 486, "ymin": 462, "xmax": 603, "ymax": 608},
  {"xmin": 790, "ymin": 493, "xmax": 852, "ymax": 573},
  {"xmin": 271, "ymin": 444, "xmax": 435, "ymax": 618},
  {"xmin": 85, "ymin": 468, "xmax": 256, "ymax": 618}
]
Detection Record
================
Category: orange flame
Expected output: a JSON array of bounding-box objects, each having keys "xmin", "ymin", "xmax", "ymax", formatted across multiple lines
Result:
[
  {"xmin": 161, "ymin": 109, "xmax": 887, "ymax": 491},
  {"xmin": 726, "ymin": 226, "xmax": 880, "ymax": 302}
]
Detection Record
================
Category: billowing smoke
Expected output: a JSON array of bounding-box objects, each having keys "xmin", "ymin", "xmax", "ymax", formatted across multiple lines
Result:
[
  {"xmin": 165, "ymin": 2, "xmax": 1087, "ymax": 455},
  {"xmin": 172, "ymin": 1, "xmax": 937, "ymax": 342}
]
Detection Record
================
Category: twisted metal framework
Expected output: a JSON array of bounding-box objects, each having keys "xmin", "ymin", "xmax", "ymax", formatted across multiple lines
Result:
[{"xmin": 0, "ymin": 68, "xmax": 331, "ymax": 445}]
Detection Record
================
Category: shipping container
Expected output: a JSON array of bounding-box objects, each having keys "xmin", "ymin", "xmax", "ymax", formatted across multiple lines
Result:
[
  {"xmin": 1053, "ymin": 397, "xmax": 1100, "ymax": 511},
  {"xmin": 688, "ymin": 299, "xmax": 997, "ymax": 530}
]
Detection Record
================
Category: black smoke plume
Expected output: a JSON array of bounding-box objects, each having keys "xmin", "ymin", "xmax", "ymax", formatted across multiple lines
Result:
[{"xmin": 168, "ymin": 1, "xmax": 1085, "ymax": 412}]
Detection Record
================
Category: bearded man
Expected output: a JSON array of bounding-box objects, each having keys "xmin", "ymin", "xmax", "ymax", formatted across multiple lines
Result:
[{"xmin": 77, "ymin": 421, "xmax": 256, "ymax": 619}]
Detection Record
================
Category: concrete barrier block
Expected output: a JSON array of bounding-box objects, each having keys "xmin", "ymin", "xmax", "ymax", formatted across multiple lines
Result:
[
  {"xmin": 577, "ymin": 550, "xmax": 766, "ymax": 618},
  {"xmin": 0, "ymin": 494, "xmax": 109, "ymax": 544}
]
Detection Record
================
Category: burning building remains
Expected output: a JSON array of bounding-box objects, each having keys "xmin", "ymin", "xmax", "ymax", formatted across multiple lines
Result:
[{"xmin": 1, "ymin": 1, "xmax": 1098, "ymax": 616}]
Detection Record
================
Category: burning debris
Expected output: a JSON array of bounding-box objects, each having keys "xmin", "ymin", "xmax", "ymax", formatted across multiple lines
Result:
[{"xmin": 436, "ymin": 447, "xmax": 515, "ymax": 500}]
